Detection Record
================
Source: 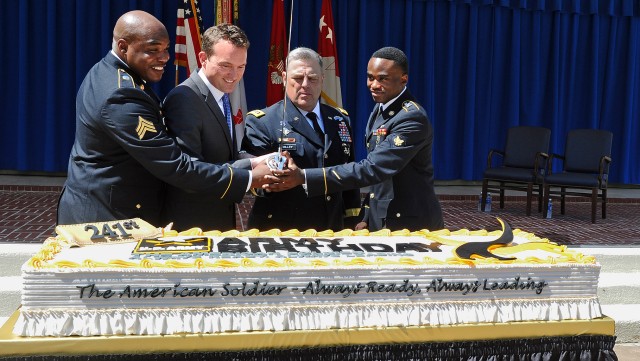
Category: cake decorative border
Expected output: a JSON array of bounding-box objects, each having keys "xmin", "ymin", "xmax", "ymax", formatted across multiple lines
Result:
[
  {"xmin": 15, "ymin": 297, "xmax": 602, "ymax": 337},
  {"xmin": 26, "ymin": 228, "xmax": 596, "ymax": 271}
]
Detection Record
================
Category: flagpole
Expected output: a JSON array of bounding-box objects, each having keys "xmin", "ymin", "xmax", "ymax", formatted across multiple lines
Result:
[
  {"xmin": 287, "ymin": 0, "xmax": 293, "ymax": 55},
  {"xmin": 175, "ymin": 65, "xmax": 179, "ymax": 86},
  {"xmin": 276, "ymin": 0, "xmax": 294, "ymax": 168}
]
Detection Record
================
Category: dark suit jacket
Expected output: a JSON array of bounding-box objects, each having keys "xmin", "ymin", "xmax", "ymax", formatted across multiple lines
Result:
[
  {"xmin": 161, "ymin": 71, "xmax": 240, "ymax": 231},
  {"xmin": 57, "ymin": 52, "xmax": 250, "ymax": 226},
  {"xmin": 305, "ymin": 89, "xmax": 444, "ymax": 231},
  {"xmin": 242, "ymin": 98, "xmax": 361, "ymax": 231}
]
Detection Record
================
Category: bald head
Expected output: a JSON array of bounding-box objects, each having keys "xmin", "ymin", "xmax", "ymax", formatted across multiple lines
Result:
[
  {"xmin": 112, "ymin": 10, "xmax": 168, "ymax": 51},
  {"xmin": 112, "ymin": 10, "xmax": 170, "ymax": 82}
]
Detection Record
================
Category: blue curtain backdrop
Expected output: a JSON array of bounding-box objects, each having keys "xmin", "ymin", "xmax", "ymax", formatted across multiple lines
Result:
[{"xmin": 1, "ymin": 0, "xmax": 639, "ymax": 184}]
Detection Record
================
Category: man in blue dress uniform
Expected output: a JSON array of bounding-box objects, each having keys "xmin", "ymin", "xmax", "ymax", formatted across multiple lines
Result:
[
  {"xmin": 268, "ymin": 47, "xmax": 444, "ymax": 232},
  {"xmin": 242, "ymin": 47, "xmax": 361, "ymax": 231}
]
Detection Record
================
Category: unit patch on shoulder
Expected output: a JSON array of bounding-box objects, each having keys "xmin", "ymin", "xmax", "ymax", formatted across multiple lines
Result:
[
  {"xmin": 337, "ymin": 107, "xmax": 349, "ymax": 116},
  {"xmin": 247, "ymin": 110, "xmax": 266, "ymax": 118},
  {"xmin": 117, "ymin": 68, "xmax": 136, "ymax": 89},
  {"xmin": 136, "ymin": 116, "xmax": 157, "ymax": 140},
  {"xmin": 402, "ymin": 101, "xmax": 420, "ymax": 112}
]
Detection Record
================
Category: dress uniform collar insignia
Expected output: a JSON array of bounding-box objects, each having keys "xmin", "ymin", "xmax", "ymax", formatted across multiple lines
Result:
[{"xmin": 136, "ymin": 116, "xmax": 157, "ymax": 140}]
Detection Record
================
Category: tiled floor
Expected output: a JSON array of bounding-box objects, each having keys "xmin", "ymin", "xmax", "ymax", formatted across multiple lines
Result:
[{"xmin": 1, "ymin": 185, "xmax": 640, "ymax": 246}]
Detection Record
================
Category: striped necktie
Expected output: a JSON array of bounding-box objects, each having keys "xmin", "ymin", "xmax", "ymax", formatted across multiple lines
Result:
[{"xmin": 222, "ymin": 94, "xmax": 233, "ymax": 140}]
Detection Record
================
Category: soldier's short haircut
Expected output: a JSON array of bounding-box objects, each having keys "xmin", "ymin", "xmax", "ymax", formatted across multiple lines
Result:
[
  {"xmin": 202, "ymin": 23, "xmax": 250, "ymax": 56},
  {"xmin": 371, "ymin": 47, "xmax": 408, "ymax": 74},
  {"xmin": 286, "ymin": 47, "xmax": 323, "ymax": 71}
]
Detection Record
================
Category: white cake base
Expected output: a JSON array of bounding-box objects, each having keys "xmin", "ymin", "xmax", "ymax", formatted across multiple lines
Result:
[{"xmin": 16, "ymin": 298, "xmax": 601, "ymax": 336}]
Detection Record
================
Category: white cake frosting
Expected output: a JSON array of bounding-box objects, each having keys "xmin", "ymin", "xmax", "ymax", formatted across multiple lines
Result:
[{"xmin": 14, "ymin": 218, "xmax": 602, "ymax": 336}]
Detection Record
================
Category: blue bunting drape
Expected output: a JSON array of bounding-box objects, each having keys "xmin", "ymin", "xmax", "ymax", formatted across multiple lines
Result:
[{"xmin": 1, "ymin": 0, "xmax": 639, "ymax": 184}]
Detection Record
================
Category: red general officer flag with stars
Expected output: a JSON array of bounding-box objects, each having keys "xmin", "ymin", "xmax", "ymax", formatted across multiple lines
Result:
[
  {"xmin": 318, "ymin": 0, "xmax": 343, "ymax": 108},
  {"xmin": 266, "ymin": 0, "xmax": 287, "ymax": 106}
]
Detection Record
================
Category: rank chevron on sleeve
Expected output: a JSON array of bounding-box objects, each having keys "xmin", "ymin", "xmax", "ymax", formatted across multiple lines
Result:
[{"xmin": 136, "ymin": 116, "xmax": 157, "ymax": 139}]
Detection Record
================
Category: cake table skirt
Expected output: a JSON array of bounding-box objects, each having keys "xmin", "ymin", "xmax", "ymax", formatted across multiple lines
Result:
[{"xmin": 0, "ymin": 310, "xmax": 617, "ymax": 361}]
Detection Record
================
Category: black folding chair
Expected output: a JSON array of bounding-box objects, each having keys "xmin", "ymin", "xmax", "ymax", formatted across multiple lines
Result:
[
  {"xmin": 482, "ymin": 126, "xmax": 551, "ymax": 215},
  {"xmin": 542, "ymin": 129, "xmax": 613, "ymax": 223}
]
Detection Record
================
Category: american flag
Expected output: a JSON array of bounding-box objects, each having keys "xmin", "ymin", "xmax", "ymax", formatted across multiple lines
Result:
[{"xmin": 175, "ymin": 0, "xmax": 204, "ymax": 75}]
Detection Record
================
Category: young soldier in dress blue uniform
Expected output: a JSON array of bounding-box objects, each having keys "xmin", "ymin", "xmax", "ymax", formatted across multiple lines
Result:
[
  {"xmin": 268, "ymin": 47, "xmax": 444, "ymax": 232},
  {"xmin": 242, "ymin": 47, "xmax": 361, "ymax": 231},
  {"xmin": 57, "ymin": 11, "xmax": 277, "ymax": 226}
]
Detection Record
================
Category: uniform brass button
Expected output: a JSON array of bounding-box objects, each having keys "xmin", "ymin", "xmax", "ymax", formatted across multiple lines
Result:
[
  {"xmin": 267, "ymin": 214, "xmax": 273, "ymax": 219},
  {"xmin": 136, "ymin": 204, "xmax": 141, "ymax": 209},
  {"xmin": 396, "ymin": 213, "xmax": 401, "ymax": 218},
  {"xmin": 370, "ymin": 193, "xmax": 374, "ymax": 199},
  {"xmin": 326, "ymin": 195, "xmax": 331, "ymax": 201}
]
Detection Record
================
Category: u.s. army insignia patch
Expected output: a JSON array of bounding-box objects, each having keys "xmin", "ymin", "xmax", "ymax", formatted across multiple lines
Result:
[
  {"xmin": 393, "ymin": 135, "xmax": 405, "ymax": 147},
  {"xmin": 136, "ymin": 116, "xmax": 157, "ymax": 139},
  {"xmin": 402, "ymin": 101, "xmax": 419, "ymax": 112}
]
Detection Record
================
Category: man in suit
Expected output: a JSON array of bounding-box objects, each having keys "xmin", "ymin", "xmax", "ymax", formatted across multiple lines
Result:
[
  {"xmin": 162, "ymin": 24, "xmax": 250, "ymax": 231},
  {"xmin": 241, "ymin": 47, "xmax": 361, "ymax": 231},
  {"xmin": 57, "ymin": 11, "xmax": 277, "ymax": 226},
  {"xmin": 269, "ymin": 47, "xmax": 444, "ymax": 232}
]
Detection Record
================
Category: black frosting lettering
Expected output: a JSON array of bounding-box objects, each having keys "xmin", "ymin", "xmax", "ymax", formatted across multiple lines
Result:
[
  {"xmin": 423, "ymin": 279, "xmax": 480, "ymax": 295},
  {"xmin": 482, "ymin": 277, "xmax": 548, "ymax": 294},
  {"xmin": 326, "ymin": 239, "xmax": 363, "ymax": 252},
  {"xmin": 217, "ymin": 237, "xmax": 248, "ymax": 253},
  {"xmin": 248, "ymin": 238, "xmax": 297, "ymax": 253},
  {"xmin": 120, "ymin": 286, "xmax": 173, "ymax": 298},
  {"xmin": 360, "ymin": 243, "xmax": 394, "ymax": 252},
  {"xmin": 365, "ymin": 280, "xmax": 420, "ymax": 296},
  {"xmin": 76, "ymin": 284, "xmax": 115, "ymax": 299},
  {"xmin": 301, "ymin": 279, "xmax": 363, "ymax": 298},
  {"xmin": 292, "ymin": 238, "xmax": 324, "ymax": 253},
  {"xmin": 239, "ymin": 281, "xmax": 288, "ymax": 296}
]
